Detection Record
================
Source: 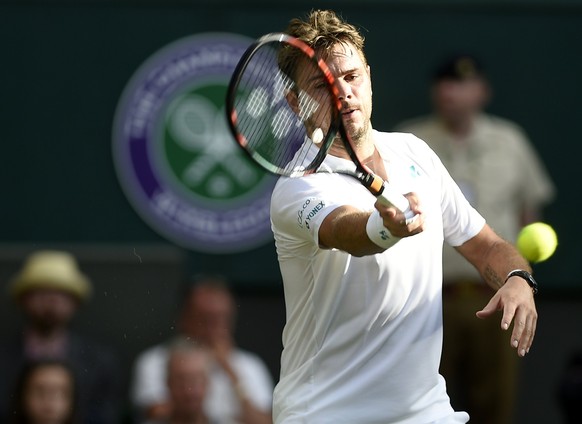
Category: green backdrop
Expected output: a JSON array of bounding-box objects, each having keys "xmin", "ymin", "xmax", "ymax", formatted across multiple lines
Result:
[{"xmin": 2, "ymin": 0, "xmax": 580, "ymax": 289}]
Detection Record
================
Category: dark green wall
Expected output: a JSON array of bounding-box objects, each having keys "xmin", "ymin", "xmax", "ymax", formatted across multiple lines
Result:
[{"xmin": 2, "ymin": 1, "xmax": 580, "ymax": 289}]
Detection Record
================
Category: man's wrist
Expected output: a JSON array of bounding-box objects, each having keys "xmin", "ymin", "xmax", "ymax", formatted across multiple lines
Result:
[
  {"xmin": 505, "ymin": 269, "xmax": 538, "ymax": 295},
  {"xmin": 366, "ymin": 210, "xmax": 401, "ymax": 249}
]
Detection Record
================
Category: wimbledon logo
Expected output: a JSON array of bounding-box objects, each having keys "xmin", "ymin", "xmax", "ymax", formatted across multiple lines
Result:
[{"xmin": 112, "ymin": 33, "xmax": 276, "ymax": 253}]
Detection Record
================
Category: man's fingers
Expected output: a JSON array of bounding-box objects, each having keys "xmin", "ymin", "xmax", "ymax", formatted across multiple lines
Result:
[
  {"xmin": 520, "ymin": 314, "xmax": 536, "ymax": 355},
  {"xmin": 475, "ymin": 297, "xmax": 501, "ymax": 319},
  {"xmin": 478, "ymin": 284, "xmax": 538, "ymax": 357},
  {"xmin": 499, "ymin": 304, "xmax": 517, "ymax": 343},
  {"xmin": 507, "ymin": 306, "xmax": 537, "ymax": 357},
  {"xmin": 526, "ymin": 315, "xmax": 538, "ymax": 354}
]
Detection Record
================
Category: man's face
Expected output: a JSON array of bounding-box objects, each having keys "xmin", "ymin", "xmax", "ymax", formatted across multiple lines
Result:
[
  {"xmin": 167, "ymin": 351, "xmax": 209, "ymax": 417},
  {"xmin": 179, "ymin": 287, "xmax": 234, "ymax": 346},
  {"xmin": 24, "ymin": 365, "xmax": 74, "ymax": 424},
  {"xmin": 432, "ymin": 77, "xmax": 488, "ymax": 124},
  {"xmin": 325, "ymin": 42, "xmax": 373, "ymax": 146},
  {"xmin": 20, "ymin": 289, "xmax": 78, "ymax": 333},
  {"xmin": 291, "ymin": 41, "xmax": 373, "ymax": 148}
]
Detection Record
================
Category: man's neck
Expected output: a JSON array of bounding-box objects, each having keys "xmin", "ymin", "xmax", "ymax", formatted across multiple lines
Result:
[
  {"xmin": 170, "ymin": 413, "xmax": 208, "ymax": 424},
  {"xmin": 328, "ymin": 129, "xmax": 374, "ymax": 160},
  {"xmin": 442, "ymin": 115, "xmax": 475, "ymax": 141},
  {"xmin": 24, "ymin": 327, "xmax": 68, "ymax": 359},
  {"xmin": 26, "ymin": 324, "xmax": 67, "ymax": 339},
  {"xmin": 361, "ymin": 147, "xmax": 388, "ymax": 181}
]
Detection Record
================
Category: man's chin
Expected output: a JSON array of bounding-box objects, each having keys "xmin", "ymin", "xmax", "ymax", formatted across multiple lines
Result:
[{"xmin": 346, "ymin": 127, "xmax": 366, "ymax": 145}]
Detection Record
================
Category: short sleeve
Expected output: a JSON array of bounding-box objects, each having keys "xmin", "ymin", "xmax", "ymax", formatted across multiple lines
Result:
[
  {"xmin": 270, "ymin": 173, "xmax": 373, "ymax": 248},
  {"xmin": 437, "ymin": 153, "xmax": 486, "ymax": 247}
]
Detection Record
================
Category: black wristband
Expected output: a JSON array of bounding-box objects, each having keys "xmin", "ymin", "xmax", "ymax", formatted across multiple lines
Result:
[{"xmin": 505, "ymin": 269, "xmax": 538, "ymax": 295}]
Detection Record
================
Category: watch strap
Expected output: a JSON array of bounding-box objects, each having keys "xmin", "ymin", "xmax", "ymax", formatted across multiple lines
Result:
[{"xmin": 505, "ymin": 269, "xmax": 538, "ymax": 295}]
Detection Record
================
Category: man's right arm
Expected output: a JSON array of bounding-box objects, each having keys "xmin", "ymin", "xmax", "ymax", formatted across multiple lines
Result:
[{"xmin": 318, "ymin": 194, "xmax": 424, "ymax": 256}]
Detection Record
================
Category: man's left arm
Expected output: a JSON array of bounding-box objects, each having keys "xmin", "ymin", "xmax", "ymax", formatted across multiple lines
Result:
[{"xmin": 456, "ymin": 223, "xmax": 538, "ymax": 357}]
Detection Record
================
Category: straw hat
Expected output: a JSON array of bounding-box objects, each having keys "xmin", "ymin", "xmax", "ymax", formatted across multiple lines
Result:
[{"xmin": 9, "ymin": 250, "xmax": 92, "ymax": 301}]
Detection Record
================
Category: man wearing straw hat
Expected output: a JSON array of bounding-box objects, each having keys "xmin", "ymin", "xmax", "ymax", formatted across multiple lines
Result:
[{"xmin": 0, "ymin": 250, "xmax": 121, "ymax": 424}]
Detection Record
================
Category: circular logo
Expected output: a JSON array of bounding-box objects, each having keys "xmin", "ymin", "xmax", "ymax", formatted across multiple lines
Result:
[{"xmin": 113, "ymin": 33, "xmax": 276, "ymax": 253}]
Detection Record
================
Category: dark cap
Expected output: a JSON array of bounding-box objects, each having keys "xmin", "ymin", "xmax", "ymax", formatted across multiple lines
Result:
[{"xmin": 432, "ymin": 54, "xmax": 485, "ymax": 81}]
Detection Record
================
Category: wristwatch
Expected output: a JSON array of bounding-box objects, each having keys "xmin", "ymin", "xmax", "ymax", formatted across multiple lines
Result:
[{"xmin": 505, "ymin": 269, "xmax": 538, "ymax": 295}]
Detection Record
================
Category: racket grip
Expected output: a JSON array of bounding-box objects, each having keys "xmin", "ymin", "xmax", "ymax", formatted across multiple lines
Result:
[{"xmin": 376, "ymin": 187, "xmax": 417, "ymax": 224}]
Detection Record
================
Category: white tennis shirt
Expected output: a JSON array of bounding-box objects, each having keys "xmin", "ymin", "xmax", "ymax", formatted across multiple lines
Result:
[{"xmin": 270, "ymin": 131, "xmax": 484, "ymax": 423}]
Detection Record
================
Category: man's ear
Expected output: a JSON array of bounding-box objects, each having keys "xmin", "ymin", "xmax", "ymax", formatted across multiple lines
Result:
[
  {"xmin": 286, "ymin": 90, "xmax": 300, "ymax": 114},
  {"xmin": 480, "ymin": 79, "xmax": 492, "ymax": 107}
]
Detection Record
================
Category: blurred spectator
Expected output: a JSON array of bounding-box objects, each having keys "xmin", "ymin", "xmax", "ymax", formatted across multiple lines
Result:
[
  {"xmin": 395, "ymin": 53, "xmax": 555, "ymax": 424},
  {"xmin": 142, "ymin": 338, "xmax": 214, "ymax": 424},
  {"xmin": 557, "ymin": 349, "xmax": 582, "ymax": 424},
  {"xmin": 131, "ymin": 275, "xmax": 273, "ymax": 424},
  {"xmin": 0, "ymin": 250, "xmax": 122, "ymax": 424},
  {"xmin": 10, "ymin": 359, "xmax": 78, "ymax": 424}
]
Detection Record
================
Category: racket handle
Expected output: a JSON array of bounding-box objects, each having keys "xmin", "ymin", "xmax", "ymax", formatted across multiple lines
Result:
[
  {"xmin": 377, "ymin": 186, "xmax": 417, "ymax": 224},
  {"xmin": 358, "ymin": 172, "xmax": 417, "ymax": 223}
]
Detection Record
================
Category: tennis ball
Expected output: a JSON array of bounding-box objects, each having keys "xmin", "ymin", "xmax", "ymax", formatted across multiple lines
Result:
[
  {"xmin": 311, "ymin": 127, "xmax": 324, "ymax": 144},
  {"xmin": 516, "ymin": 222, "xmax": 558, "ymax": 263}
]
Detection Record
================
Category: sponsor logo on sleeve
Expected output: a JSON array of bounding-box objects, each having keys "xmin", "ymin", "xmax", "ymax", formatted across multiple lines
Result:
[{"xmin": 297, "ymin": 197, "xmax": 325, "ymax": 230}]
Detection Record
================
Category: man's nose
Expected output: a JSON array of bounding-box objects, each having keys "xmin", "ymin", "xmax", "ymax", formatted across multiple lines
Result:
[{"xmin": 336, "ymin": 80, "xmax": 352, "ymax": 100}]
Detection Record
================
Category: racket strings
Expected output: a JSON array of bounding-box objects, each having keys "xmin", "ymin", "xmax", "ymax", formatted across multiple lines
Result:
[{"xmin": 230, "ymin": 41, "xmax": 331, "ymax": 176}]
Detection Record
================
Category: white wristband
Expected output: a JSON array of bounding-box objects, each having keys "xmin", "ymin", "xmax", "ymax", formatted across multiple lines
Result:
[{"xmin": 366, "ymin": 210, "xmax": 401, "ymax": 249}]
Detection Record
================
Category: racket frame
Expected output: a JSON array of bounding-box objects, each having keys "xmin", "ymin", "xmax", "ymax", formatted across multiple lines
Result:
[
  {"xmin": 226, "ymin": 33, "xmax": 337, "ymax": 177},
  {"xmin": 226, "ymin": 32, "xmax": 414, "ymax": 217}
]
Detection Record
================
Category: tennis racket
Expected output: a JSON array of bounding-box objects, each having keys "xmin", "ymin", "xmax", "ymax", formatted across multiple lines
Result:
[{"xmin": 225, "ymin": 33, "xmax": 415, "ymax": 221}]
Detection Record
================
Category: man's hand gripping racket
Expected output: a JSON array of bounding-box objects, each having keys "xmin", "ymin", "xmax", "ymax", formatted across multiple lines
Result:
[{"xmin": 225, "ymin": 33, "xmax": 416, "ymax": 224}]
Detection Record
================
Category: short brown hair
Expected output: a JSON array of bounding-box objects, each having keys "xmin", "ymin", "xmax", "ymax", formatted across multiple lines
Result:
[{"xmin": 279, "ymin": 9, "xmax": 367, "ymax": 79}]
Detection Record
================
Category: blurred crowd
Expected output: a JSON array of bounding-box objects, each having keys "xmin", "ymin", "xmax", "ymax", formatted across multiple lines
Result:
[{"xmin": 0, "ymin": 250, "xmax": 274, "ymax": 424}]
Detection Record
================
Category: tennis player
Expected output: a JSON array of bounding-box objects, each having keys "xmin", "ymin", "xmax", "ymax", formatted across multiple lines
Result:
[{"xmin": 269, "ymin": 10, "xmax": 538, "ymax": 424}]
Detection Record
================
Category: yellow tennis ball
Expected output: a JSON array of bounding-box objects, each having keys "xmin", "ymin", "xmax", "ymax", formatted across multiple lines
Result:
[{"xmin": 516, "ymin": 222, "xmax": 558, "ymax": 263}]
